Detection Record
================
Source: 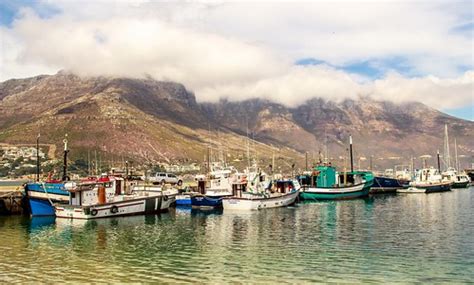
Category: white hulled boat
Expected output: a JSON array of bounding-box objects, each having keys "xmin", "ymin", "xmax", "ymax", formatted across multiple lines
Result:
[
  {"xmin": 223, "ymin": 168, "xmax": 300, "ymax": 211},
  {"xmin": 397, "ymin": 168, "xmax": 452, "ymax": 194},
  {"xmin": 442, "ymin": 168, "xmax": 470, "ymax": 188},
  {"xmin": 55, "ymin": 176, "xmax": 176, "ymax": 219}
]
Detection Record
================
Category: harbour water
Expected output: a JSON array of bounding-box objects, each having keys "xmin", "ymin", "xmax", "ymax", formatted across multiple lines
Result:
[{"xmin": 1, "ymin": 187, "xmax": 473, "ymax": 283}]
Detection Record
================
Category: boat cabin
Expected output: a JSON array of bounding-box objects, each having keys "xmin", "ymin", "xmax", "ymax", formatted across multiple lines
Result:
[
  {"xmin": 299, "ymin": 166, "xmax": 373, "ymax": 188},
  {"xmin": 271, "ymin": 180, "xmax": 300, "ymax": 194},
  {"xmin": 65, "ymin": 176, "xmax": 124, "ymax": 206},
  {"xmin": 414, "ymin": 168, "xmax": 442, "ymax": 182}
]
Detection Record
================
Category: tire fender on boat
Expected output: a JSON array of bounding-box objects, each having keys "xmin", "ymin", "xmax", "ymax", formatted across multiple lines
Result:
[
  {"xmin": 90, "ymin": 208, "xmax": 98, "ymax": 216},
  {"xmin": 163, "ymin": 195, "xmax": 168, "ymax": 201},
  {"xmin": 110, "ymin": 205, "xmax": 119, "ymax": 214}
]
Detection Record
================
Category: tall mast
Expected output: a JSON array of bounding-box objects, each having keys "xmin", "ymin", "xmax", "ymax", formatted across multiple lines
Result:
[
  {"xmin": 62, "ymin": 134, "xmax": 69, "ymax": 181},
  {"xmin": 437, "ymin": 150, "xmax": 441, "ymax": 172},
  {"xmin": 324, "ymin": 130, "xmax": 328, "ymax": 163},
  {"xmin": 246, "ymin": 120, "xmax": 250, "ymax": 169},
  {"xmin": 207, "ymin": 123, "xmax": 211, "ymax": 174},
  {"xmin": 272, "ymin": 152, "xmax": 275, "ymax": 180},
  {"xmin": 94, "ymin": 150, "xmax": 98, "ymax": 175},
  {"xmin": 443, "ymin": 124, "xmax": 451, "ymax": 170},
  {"xmin": 305, "ymin": 152, "xmax": 308, "ymax": 171},
  {"xmin": 349, "ymin": 135, "xmax": 354, "ymax": 173},
  {"xmin": 87, "ymin": 150, "xmax": 91, "ymax": 176},
  {"xmin": 36, "ymin": 133, "xmax": 40, "ymax": 182},
  {"xmin": 454, "ymin": 138, "xmax": 459, "ymax": 171}
]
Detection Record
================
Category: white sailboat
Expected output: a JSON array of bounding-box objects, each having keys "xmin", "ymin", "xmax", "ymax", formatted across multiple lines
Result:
[{"xmin": 440, "ymin": 125, "xmax": 470, "ymax": 188}]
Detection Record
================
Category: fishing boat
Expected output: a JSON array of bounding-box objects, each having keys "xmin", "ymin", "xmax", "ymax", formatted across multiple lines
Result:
[
  {"xmin": 299, "ymin": 165, "xmax": 374, "ymax": 200},
  {"xmin": 55, "ymin": 176, "xmax": 176, "ymax": 220},
  {"xmin": 397, "ymin": 168, "xmax": 452, "ymax": 193},
  {"xmin": 222, "ymin": 177, "xmax": 300, "ymax": 210},
  {"xmin": 176, "ymin": 192, "xmax": 192, "ymax": 206},
  {"xmin": 442, "ymin": 168, "xmax": 470, "ymax": 188},
  {"xmin": 300, "ymin": 135, "xmax": 373, "ymax": 200},
  {"xmin": 24, "ymin": 181, "xmax": 69, "ymax": 216},
  {"xmin": 371, "ymin": 176, "xmax": 409, "ymax": 193},
  {"xmin": 191, "ymin": 164, "xmax": 241, "ymax": 208},
  {"xmin": 24, "ymin": 136, "xmax": 70, "ymax": 216},
  {"xmin": 371, "ymin": 166, "xmax": 411, "ymax": 193}
]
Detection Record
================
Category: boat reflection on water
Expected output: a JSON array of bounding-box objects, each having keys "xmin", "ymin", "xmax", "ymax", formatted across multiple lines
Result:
[
  {"xmin": 54, "ymin": 213, "xmax": 173, "ymax": 229},
  {"xmin": 175, "ymin": 205, "xmax": 223, "ymax": 216},
  {"xmin": 28, "ymin": 216, "xmax": 56, "ymax": 233}
]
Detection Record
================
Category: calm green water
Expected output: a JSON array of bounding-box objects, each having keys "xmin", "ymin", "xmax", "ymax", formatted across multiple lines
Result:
[{"xmin": 1, "ymin": 188, "xmax": 473, "ymax": 283}]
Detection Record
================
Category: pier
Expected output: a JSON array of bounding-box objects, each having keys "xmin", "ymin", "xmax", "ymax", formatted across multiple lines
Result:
[{"xmin": 0, "ymin": 185, "xmax": 24, "ymax": 215}]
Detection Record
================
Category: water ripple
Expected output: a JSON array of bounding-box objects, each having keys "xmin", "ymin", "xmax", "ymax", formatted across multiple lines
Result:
[{"xmin": 1, "ymin": 188, "xmax": 473, "ymax": 282}]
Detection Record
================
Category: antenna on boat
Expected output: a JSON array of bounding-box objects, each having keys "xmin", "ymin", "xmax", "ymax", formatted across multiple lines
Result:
[
  {"xmin": 62, "ymin": 134, "xmax": 69, "ymax": 181},
  {"xmin": 349, "ymin": 135, "xmax": 354, "ymax": 173}
]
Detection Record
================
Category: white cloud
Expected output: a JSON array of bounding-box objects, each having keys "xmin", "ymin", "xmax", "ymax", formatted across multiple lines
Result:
[
  {"xmin": 0, "ymin": 1, "xmax": 472, "ymax": 112},
  {"xmin": 371, "ymin": 71, "xmax": 474, "ymax": 109}
]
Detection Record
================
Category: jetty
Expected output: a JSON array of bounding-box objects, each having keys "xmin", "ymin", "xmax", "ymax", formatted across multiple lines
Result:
[{"xmin": 0, "ymin": 185, "xmax": 24, "ymax": 215}]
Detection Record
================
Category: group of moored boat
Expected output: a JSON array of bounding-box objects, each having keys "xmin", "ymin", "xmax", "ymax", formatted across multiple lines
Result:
[
  {"xmin": 23, "ymin": 161, "xmax": 472, "ymax": 221},
  {"xmin": 20, "ymin": 127, "xmax": 473, "ymax": 220}
]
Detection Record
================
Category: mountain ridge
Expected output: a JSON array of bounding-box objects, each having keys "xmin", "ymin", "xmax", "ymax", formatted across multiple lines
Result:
[{"xmin": 1, "ymin": 71, "xmax": 472, "ymax": 169}]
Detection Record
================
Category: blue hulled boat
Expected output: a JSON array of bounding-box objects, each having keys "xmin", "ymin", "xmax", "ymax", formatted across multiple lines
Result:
[
  {"xmin": 24, "ymin": 182, "xmax": 69, "ymax": 216},
  {"xmin": 191, "ymin": 194, "xmax": 224, "ymax": 208},
  {"xmin": 190, "ymin": 164, "xmax": 239, "ymax": 209},
  {"xmin": 371, "ymin": 176, "xmax": 409, "ymax": 193}
]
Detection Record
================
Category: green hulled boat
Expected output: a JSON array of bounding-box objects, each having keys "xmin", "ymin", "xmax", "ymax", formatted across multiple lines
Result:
[{"xmin": 299, "ymin": 165, "xmax": 374, "ymax": 200}]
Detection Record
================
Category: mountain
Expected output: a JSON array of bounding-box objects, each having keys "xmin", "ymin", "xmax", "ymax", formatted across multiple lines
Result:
[{"xmin": 1, "ymin": 71, "xmax": 473, "ymax": 170}]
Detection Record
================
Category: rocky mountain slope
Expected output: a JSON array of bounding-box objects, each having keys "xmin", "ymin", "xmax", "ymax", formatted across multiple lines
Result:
[{"xmin": 1, "ymin": 71, "xmax": 472, "ymax": 170}]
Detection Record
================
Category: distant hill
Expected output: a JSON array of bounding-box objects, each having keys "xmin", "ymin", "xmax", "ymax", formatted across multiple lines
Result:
[{"xmin": 1, "ymin": 71, "xmax": 472, "ymax": 170}]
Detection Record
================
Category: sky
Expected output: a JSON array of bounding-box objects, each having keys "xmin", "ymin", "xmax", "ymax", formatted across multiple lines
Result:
[{"xmin": 0, "ymin": 0, "xmax": 473, "ymax": 120}]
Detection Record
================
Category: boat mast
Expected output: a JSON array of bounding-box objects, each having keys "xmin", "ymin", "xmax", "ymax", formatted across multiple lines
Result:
[
  {"xmin": 36, "ymin": 133, "xmax": 40, "ymax": 182},
  {"xmin": 246, "ymin": 121, "xmax": 250, "ymax": 170},
  {"xmin": 437, "ymin": 150, "xmax": 441, "ymax": 172},
  {"xmin": 272, "ymin": 152, "xmax": 275, "ymax": 180},
  {"xmin": 87, "ymin": 150, "xmax": 91, "ymax": 176},
  {"xmin": 454, "ymin": 138, "xmax": 459, "ymax": 171},
  {"xmin": 349, "ymin": 135, "xmax": 354, "ymax": 173},
  {"xmin": 62, "ymin": 134, "xmax": 69, "ymax": 181},
  {"xmin": 305, "ymin": 152, "xmax": 308, "ymax": 171},
  {"xmin": 94, "ymin": 150, "xmax": 98, "ymax": 175},
  {"xmin": 443, "ymin": 124, "xmax": 451, "ymax": 170},
  {"xmin": 324, "ymin": 130, "xmax": 328, "ymax": 163}
]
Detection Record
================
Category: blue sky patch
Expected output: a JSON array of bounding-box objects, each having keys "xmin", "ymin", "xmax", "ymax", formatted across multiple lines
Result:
[
  {"xmin": 295, "ymin": 57, "xmax": 415, "ymax": 79},
  {"xmin": 444, "ymin": 105, "xmax": 474, "ymax": 121},
  {"xmin": 0, "ymin": 0, "xmax": 59, "ymax": 27}
]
